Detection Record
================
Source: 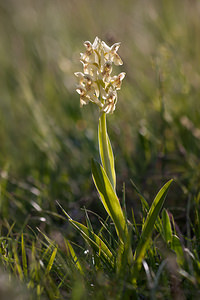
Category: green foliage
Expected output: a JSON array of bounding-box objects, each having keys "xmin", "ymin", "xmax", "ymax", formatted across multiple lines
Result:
[
  {"xmin": 63, "ymin": 210, "xmax": 114, "ymax": 268},
  {"xmin": 132, "ymin": 180, "xmax": 173, "ymax": 283},
  {"xmin": 92, "ymin": 159, "xmax": 128, "ymax": 244},
  {"xmin": 162, "ymin": 209, "xmax": 172, "ymax": 244}
]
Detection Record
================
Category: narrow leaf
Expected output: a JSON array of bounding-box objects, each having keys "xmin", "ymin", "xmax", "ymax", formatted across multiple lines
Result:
[
  {"xmin": 131, "ymin": 208, "xmax": 139, "ymax": 238},
  {"xmin": 122, "ymin": 182, "xmax": 127, "ymax": 219},
  {"xmin": 162, "ymin": 209, "xmax": 172, "ymax": 243},
  {"xmin": 57, "ymin": 202, "xmax": 114, "ymax": 265},
  {"xmin": 92, "ymin": 159, "xmax": 128, "ymax": 243},
  {"xmin": 46, "ymin": 247, "xmax": 57, "ymax": 274},
  {"xmin": 69, "ymin": 218, "xmax": 114, "ymax": 267},
  {"xmin": 21, "ymin": 233, "xmax": 28, "ymax": 278},
  {"xmin": 65, "ymin": 239, "xmax": 83, "ymax": 274},
  {"xmin": 13, "ymin": 243, "xmax": 24, "ymax": 281},
  {"xmin": 132, "ymin": 179, "xmax": 173, "ymax": 282},
  {"xmin": 130, "ymin": 179, "xmax": 149, "ymax": 212},
  {"xmin": 84, "ymin": 207, "xmax": 93, "ymax": 232},
  {"xmin": 131, "ymin": 179, "xmax": 162, "ymax": 233},
  {"xmin": 171, "ymin": 235, "xmax": 184, "ymax": 266}
]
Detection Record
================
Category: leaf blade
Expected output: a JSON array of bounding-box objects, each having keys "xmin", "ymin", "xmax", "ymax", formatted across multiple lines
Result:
[
  {"xmin": 65, "ymin": 239, "xmax": 84, "ymax": 274},
  {"xmin": 69, "ymin": 218, "xmax": 114, "ymax": 267},
  {"xmin": 92, "ymin": 159, "xmax": 127, "ymax": 243},
  {"xmin": 162, "ymin": 208, "xmax": 172, "ymax": 243},
  {"xmin": 46, "ymin": 247, "xmax": 57, "ymax": 275},
  {"xmin": 21, "ymin": 233, "xmax": 28, "ymax": 278},
  {"xmin": 132, "ymin": 179, "xmax": 173, "ymax": 282}
]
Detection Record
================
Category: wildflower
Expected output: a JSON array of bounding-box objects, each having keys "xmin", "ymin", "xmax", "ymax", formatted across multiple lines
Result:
[
  {"xmin": 102, "ymin": 89, "xmax": 117, "ymax": 114},
  {"xmin": 102, "ymin": 61, "xmax": 112, "ymax": 83},
  {"xmin": 111, "ymin": 72, "xmax": 126, "ymax": 90},
  {"xmin": 102, "ymin": 41, "xmax": 123, "ymax": 65},
  {"xmin": 75, "ymin": 37, "xmax": 125, "ymax": 114}
]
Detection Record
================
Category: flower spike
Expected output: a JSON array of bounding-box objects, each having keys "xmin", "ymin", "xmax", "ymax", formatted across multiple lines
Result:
[{"xmin": 75, "ymin": 37, "xmax": 125, "ymax": 114}]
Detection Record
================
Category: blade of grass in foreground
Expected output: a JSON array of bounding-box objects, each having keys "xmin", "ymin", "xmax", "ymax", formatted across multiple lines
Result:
[
  {"xmin": 65, "ymin": 239, "xmax": 84, "ymax": 274},
  {"xmin": 69, "ymin": 219, "xmax": 114, "ymax": 268},
  {"xmin": 45, "ymin": 247, "xmax": 57, "ymax": 275},
  {"xmin": 132, "ymin": 179, "xmax": 173, "ymax": 284},
  {"xmin": 57, "ymin": 203, "xmax": 114, "ymax": 268},
  {"xmin": 13, "ymin": 242, "xmax": 24, "ymax": 281},
  {"xmin": 21, "ymin": 233, "xmax": 28, "ymax": 278}
]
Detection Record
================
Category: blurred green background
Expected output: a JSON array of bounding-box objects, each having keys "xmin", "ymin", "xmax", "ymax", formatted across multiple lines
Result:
[{"xmin": 0, "ymin": 0, "xmax": 200, "ymax": 229}]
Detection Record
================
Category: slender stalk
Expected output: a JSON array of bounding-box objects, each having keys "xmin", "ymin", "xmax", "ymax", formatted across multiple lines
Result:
[{"xmin": 99, "ymin": 112, "xmax": 115, "ymax": 189}]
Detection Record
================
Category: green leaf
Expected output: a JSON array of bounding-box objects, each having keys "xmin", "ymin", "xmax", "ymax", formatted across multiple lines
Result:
[
  {"xmin": 130, "ymin": 179, "xmax": 149, "ymax": 212},
  {"xmin": 68, "ymin": 218, "xmax": 114, "ymax": 268},
  {"xmin": 21, "ymin": 233, "xmax": 28, "ymax": 278},
  {"xmin": 132, "ymin": 179, "xmax": 173, "ymax": 283},
  {"xmin": 131, "ymin": 208, "xmax": 139, "ymax": 238},
  {"xmin": 162, "ymin": 208, "xmax": 172, "ymax": 243},
  {"xmin": 65, "ymin": 239, "xmax": 84, "ymax": 274},
  {"xmin": 171, "ymin": 235, "xmax": 184, "ymax": 266},
  {"xmin": 13, "ymin": 242, "xmax": 24, "ymax": 281},
  {"xmin": 84, "ymin": 207, "xmax": 93, "ymax": 233},
  {"xmin": 58, "ymin": 203, "xmax": 114, "ymax": 267},
  {"xmin": 122, "ymin": 182, "xmax": 127, "ymax": 219},
  {"xmin": 131, "ymin": 179, "xmax": 162, "ymax": 233},
  {"xmin": 46, "ymin": 247, "xmax": 57, "ymax": 275},
  {"xmin": 92, "ymin": 159, "xmax": 128, "ymax": 243},
  {"xmin": 98, "ymin": 113, "xmax": 116, "ymax": 190}
]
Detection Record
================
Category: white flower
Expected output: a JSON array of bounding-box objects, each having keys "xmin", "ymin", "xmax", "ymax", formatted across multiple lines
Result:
[
  {"xmin": 111, "ymin": 72, "xmax": 126, "ymax": 90},
  {"xmin": 102, "ymin": 89, "xmax": 117, "ymax": 114},
  {"xmin": 75, "ymin": 37, "xmax": 125, "ymax": 113},
  {"xmin": 102, "ymin": 41, "xmax": 123, "ymax": 65}
]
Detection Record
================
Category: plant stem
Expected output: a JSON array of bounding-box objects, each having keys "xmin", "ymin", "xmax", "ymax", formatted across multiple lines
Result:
[{"xmin": 99, "ymin": 112, "xmax": 115, "ymax": 190}]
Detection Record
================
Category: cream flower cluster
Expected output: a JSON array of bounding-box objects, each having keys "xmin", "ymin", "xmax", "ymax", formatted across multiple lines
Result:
[{"xmin": 75, "ymin": 37, "xmax": 125, "ymax": 114}]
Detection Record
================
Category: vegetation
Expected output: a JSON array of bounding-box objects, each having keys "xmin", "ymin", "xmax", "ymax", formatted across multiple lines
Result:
[{"xmin": 0, "ymin": 0, "xmax": 200, "ymax": 299}]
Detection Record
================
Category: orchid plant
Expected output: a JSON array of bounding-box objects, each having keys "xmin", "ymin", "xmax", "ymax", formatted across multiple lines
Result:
[
  {"xmin": 75, "ymin": 36, "xmax": 126, "ymax": 192},
  {"xmin": 63, "ymin": 37, "xmax": 173, "ymax": 286}
]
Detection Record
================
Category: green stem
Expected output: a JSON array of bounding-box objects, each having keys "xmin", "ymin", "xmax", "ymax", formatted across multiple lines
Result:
[
  {"xmin": 98, "ymin": 113, "xmax": 133, "ymax": 263},
  {"xmin": 99, "ymin": 112, "xmax": 115, "ymax": 190}
]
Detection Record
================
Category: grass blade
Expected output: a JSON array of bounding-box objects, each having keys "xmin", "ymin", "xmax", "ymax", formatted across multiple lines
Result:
[
  {"xmin": 46, "ymin": 247, "xmax": 57, "ymax": 275},
  {"xmin": 58, "ymin": 203, "xmax": 114, "ymax": 266},
  {"xmin": 21, "ymin": 233, "xmax": 28, "ymax": 278},
  {"xmin": 171, "ymin": 235, "xmax": 184, "ymax": 266},
  {"xmin": 69, "ymin": 218, "xmax": 114, "ymax": 267},
  {"xmin": 84, "ymin": 207, "xmax": 93, "ymax": 232},
  {"xmin": 65, "ymin": 239, "xmax": 83, "ymax": 274},
  {"xmin": 13, "ymin": 242, "xmax": 24, "ymax": 281},
  {"xmin": 130, "ymin": 179, "xmax": 149, "ymax": 212}
]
